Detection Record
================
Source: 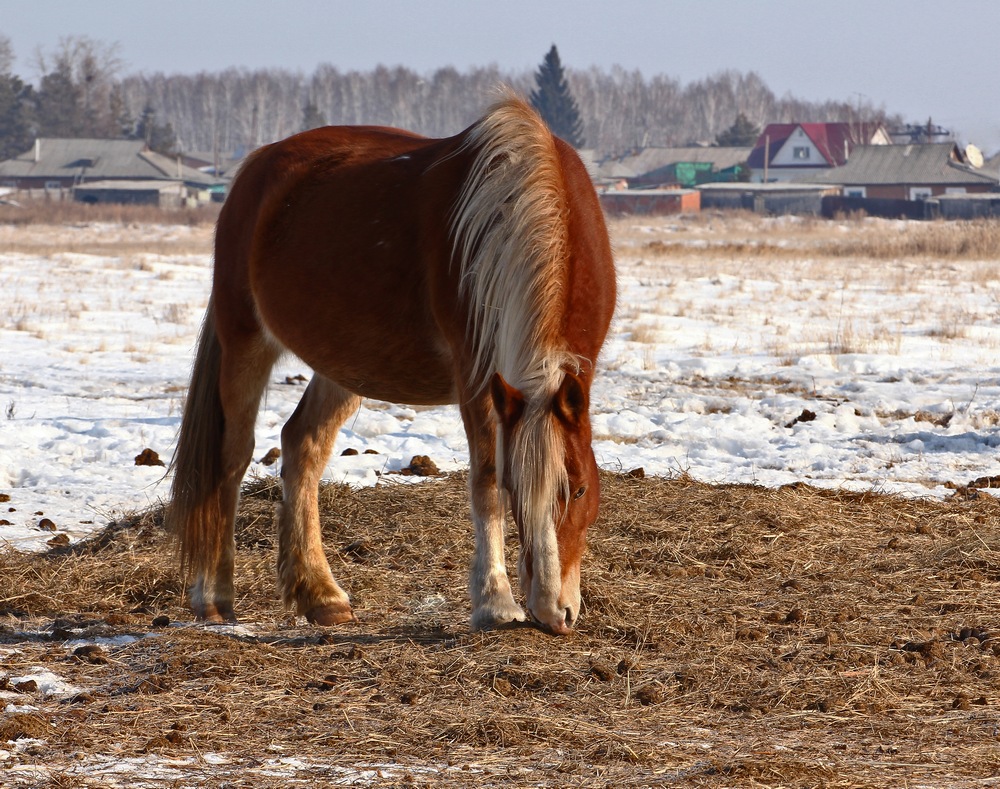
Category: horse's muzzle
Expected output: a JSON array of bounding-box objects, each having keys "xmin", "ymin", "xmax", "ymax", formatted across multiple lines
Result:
[{"xmin": 530, "ymin": 604, "xmax": 576, "ymax": 635}]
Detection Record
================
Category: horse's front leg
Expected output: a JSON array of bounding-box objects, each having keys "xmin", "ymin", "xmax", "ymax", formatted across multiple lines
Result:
[
  {"xmin": 277, "ymin": 375, "xmax": 361, "ymax": 625},
  {"xmin": 461, "ymin": 396, "xmax": 527, "ymax": 631}
]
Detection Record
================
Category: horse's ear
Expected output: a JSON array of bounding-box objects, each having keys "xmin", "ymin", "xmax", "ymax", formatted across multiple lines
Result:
[
  {"xmin": 491, "ymin": 372, "xmax": 525, "ymax": 428},
  {"xmin": 554, "ymin": 371, "xmax": 587, "ymax": 427}
]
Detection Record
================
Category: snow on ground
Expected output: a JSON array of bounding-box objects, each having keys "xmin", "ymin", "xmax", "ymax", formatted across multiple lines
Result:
[
  {"xmin": 2, "ymin": 215, "xmax": 1000, "ymax": 553},
  {"xmin": 2, "ymin": 214, "xmax": 1000, "ymax": 784}
]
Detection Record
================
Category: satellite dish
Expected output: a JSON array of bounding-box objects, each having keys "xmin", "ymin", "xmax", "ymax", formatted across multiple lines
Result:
[{"xmin": 965, "ymin": 144, "xmax": 984, "ymax": 168}]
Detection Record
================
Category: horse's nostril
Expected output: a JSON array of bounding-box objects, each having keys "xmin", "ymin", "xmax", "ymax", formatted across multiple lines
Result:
[{"xmin": 564, "ymin": 607, "xmax": 574, "ymax": 628}]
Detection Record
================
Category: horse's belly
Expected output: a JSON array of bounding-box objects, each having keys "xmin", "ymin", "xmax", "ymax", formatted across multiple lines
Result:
[
  {"xmin": 247, "ymin": 180, "xmax": 459, "ymax": 405},
  {"xmin": 260, "ymin": 302, "xmax": 458, "ymax": 406},
  {"xmin": 304, "ymin": 343, "xmax": 457, "ymax": 406}
]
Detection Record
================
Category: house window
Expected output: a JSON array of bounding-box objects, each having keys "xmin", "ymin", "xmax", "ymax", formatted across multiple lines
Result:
[
  {"xmin": 44, "ymin": 181, "xmax": 62, "ymax": 190},
  {"xmin": 909, "ymin": 187, "xmax": 932, "ymax": 201},
  {"xmin": 844, "ymin": 187, "xmax": 866, "ymax": 198},
  {"xmin": 793, "ymin": 147, "xmax": 810, "ymax": 160}
]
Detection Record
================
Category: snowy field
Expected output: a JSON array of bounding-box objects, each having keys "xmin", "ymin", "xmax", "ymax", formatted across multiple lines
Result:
[{"xmin": 3, "ymin": 213, "xmax": 1000, "ymax": 552}]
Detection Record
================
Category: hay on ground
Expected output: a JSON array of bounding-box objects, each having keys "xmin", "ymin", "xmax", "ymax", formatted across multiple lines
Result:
[{"xmin": 1, "ymin": 471, "xmax": 999, "ymax": 786}]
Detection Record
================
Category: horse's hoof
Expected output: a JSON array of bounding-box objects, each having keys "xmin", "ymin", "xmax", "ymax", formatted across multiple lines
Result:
[
  {"xmin": 305, "ymin": 602, "xmax": 356, "ymax": 626},
  {"xmin": 470, "ymin": 605, "xmax": 528, "ymax": 633},
  {"xmin": 194, "ymin": 602, "xmax": 237, "ymax": 624}
]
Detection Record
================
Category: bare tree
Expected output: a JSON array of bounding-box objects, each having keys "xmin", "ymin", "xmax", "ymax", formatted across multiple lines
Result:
[
  {"xmin": 101, "ymin": 61, "xmax": 902, "ymax": 159},
  {"xmin": 0, "ymin": 35, "xmax": 13, "ymax": 75},
  {"xmin": 33, "ymin": 36, "xmax": 122, "ymax": 136}
]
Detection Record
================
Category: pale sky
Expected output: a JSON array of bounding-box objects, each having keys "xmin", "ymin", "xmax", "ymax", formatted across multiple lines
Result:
[{"xmin": 5, "ymin": 0, "xmax": 1000, "ymax": 152}]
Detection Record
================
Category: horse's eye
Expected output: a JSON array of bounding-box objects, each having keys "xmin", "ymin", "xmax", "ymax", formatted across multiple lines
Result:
[{"xmin": 573, "ymin": 485, "xmax": 587, "ymax": 500}]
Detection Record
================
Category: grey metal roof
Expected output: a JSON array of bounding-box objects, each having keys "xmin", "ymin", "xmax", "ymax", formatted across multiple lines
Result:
[
  {"xmin": 810, "ymin": 143, "xmax": 998, "ymax": 186},
  {"xmin": 0, "ymin": 138, "xmax": 223, "ymax": 187},
  {"xmin": 983, "ymin": 150, "xmax": 1000, "ymax": 177}
]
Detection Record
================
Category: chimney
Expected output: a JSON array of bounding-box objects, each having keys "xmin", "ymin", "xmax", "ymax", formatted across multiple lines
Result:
[{"xmin": 34, "ymin": 139, "xmax": 40, "ymax": 162}]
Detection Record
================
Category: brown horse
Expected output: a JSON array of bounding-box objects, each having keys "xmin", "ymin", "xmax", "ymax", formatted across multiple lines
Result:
[{"xmin": 168, "ymin": 92, "xmax": 616, "ymax": 635}]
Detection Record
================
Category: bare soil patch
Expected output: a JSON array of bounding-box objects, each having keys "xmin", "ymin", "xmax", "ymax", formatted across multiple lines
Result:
[{"xmin": 2, "ymin": 472, "xmax": 999, "ymax": 786}]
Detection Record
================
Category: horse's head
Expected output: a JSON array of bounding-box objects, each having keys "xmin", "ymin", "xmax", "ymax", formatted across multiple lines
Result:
[{"xmin": 491, "ymin": 369, "xmax": 599, "ymax": 635}]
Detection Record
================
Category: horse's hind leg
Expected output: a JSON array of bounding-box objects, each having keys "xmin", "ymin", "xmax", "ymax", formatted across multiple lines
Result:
[
  {"xmin": 277, "ymin": 374, "xmax": 361, "ymax": 625},
  {"xmin": 190, "ymin": 332, "xmax": 279, "ymax": 622},
  {"xmin": 461, "ymin": 394, "xmax": 527, "ymax": 631}
]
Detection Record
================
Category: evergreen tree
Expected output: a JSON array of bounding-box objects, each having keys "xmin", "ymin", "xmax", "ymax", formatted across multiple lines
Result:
[
  {"xmin": 529, "ymin": 45, "xmax": 585, "ymax": 148},
  {"xmin": 34, "ymin": 62, "xmax": 84, "ymax": 137},
  {"xmin": 133, "ymin": 104, "xmax": 178, "ymax": 155},
  {"xmin": 0, "ymin": 72, "xmax": 34, "ymax": 161},
  {"xmin": 29, "ymin": 37, "xmax": 121, "ymax": 139},
  {"xmin": 715, "ymin": 112, "xmax": 760, "ymax": 146}
]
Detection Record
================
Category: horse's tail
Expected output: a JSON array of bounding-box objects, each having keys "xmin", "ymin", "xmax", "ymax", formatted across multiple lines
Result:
[{"xmin": 167, "ymin": 296, "xmax": 226, "ymax": 579}]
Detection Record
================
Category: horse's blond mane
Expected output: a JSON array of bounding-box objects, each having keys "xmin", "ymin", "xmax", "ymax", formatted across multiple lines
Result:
[
  {"xmin": 450, "ymin": 91, "xmax": 576, "ymax": 395},
  {"xmin": 450, "ymin": 91, "xmax": 575, "ymax": 552}
]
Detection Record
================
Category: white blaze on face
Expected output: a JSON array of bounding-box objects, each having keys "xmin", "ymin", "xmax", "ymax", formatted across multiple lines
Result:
[
  {"xmin": 520, "ymin": 537, "xmax": 581, "ymax": 634},
  {"xmin": 491, "ymin": 365, "xmax": 583, "ymax": 633},
  {"xmin": 518, "ymin": 510, "xmax": 564, "ymax": 630},
  {"xmin": 503, "ymin": 398, "xmax": 576, "ymax": 633}
]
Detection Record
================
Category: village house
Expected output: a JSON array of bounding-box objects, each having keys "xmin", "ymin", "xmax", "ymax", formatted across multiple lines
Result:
[
  {"xmin": 0, "ymin": 138, "xmax": 224, "ymax": 205},
  {"xmin": 596, "ymin": 146, "xmax": 752, "ymax": 188},
  {"xmin": 590, "ymin": 146, "xmax": 750, "ymax": 216},
  {"xmin": 748, "ymin": 122, "xmax": 891, "ymax": 182},
  {"xmin": 809, "ymin": 142, "xmax": 998, "ymax": 200}
]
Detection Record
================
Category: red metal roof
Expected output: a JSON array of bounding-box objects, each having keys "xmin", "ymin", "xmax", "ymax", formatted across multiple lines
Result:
[{"xmin": 748, "ymin": 123, "xmax": 886, "ymax": 169}]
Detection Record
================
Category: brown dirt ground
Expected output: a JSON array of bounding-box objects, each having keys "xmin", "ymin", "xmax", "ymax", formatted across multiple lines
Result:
[{"xmin": 1, "ymin": 471, "xmax": 999, "ymax": 787}]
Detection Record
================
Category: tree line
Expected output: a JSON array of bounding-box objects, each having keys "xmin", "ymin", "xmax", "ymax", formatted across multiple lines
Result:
[{"xmin": 0, "ymin": 35, "xmax": 900, "ymax": 163}]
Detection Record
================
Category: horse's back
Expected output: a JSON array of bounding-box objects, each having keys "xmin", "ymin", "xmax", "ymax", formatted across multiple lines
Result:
[
  {"xmin": 212, "ymin": 103, "xmax": 615, "ymax": 406},
  {"xmin": 217, "ymin": 125, "xmax": 434, "ymax": 284},
  {"xmin": 216, "ymin": 125, "xmax": 463, "ymax": 404}
]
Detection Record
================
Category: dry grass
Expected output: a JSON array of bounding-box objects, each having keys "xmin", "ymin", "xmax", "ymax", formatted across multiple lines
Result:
[
  {"xmin": 614, "ymin": 213, "xmax": 1000, "ymax": 262},
  {"xmin": 0, "ymin": 197, "xmax": 220, "ymax": 227},
  {"xmin": 2, "ymin": 472, "xmax": 999, "ymax": 786},
  {"xmin": 0, "ymin": 198, "xmax": 218, "ymax": 256}
]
